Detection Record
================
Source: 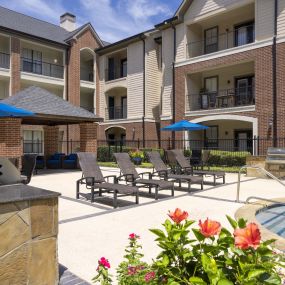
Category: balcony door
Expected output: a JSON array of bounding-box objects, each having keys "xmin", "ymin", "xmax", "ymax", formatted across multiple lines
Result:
[
  {"xmin": 234, "ymin": 22, "xmax": 255, "ymax": 47},
  {"xmin": 108, "ymin": 58, "xmax": 115, "ymax": 80},
  {"xmin": 22, "ymin": 48, "xmax": 42, "ymax": 74},
  {"xmin": 235, "ymin": 76, "xmax": 254, "ymax": 106},
  {"xmin": 202, "ymin": 76, "xmax": 218, "ymax": 109},
  {"xmin": 204, "ymin": 27, "xmax": 218, "ymax": 54},
  {"xmin": 108, "ymin": 96, "xmax": 115, "ymax": 120},
  {"xmin": 234, "ymin": 130, "xmax": 253, "ymax": 153}
]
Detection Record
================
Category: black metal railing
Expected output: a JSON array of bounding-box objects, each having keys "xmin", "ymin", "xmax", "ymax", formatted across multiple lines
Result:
[
  {"xmin": 105, "ymin": 106, "xmax": 127, "ymax": 120},
  {"xmin": 187, "ymin": 24, "xmax": 255, "ymax": 58},
  {"xmin": 23, "ymin": 140, "xmax": 43, "ymax": 154},
  {"xmin": 21, "ymin": 57, "xmax": 64, "ymax": 78},
  {"xmin": 0, "ymin": 52, "xmax": 10, "ymax": 69},
  {"xmin": 80, "ymin": 67, "xmax": 94, "ymax": 82},
  {"xmin": 105, "ymin": 66, "xmax": 127, "ymax": 82},
  {"xmin": 186, "ymin": 86, "xmax": 255, "ymax": 111}
]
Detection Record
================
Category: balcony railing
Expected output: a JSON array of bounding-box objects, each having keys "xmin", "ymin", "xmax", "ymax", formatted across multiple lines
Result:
[
  {"xmin": 21, "ymin": 57, "xmax": 64, "ymax": 79},
  {"xmin": 187, "ymin": 24, "xmax": 255, "ymax": 58},
  {"xmin": 80, "ymin": 67, "xmax": 94, "ymax": 82},
  {"xmin": 105, "ymin": 106, "xmax": 127, "ymax": 120},
  {"xmin": 186, "ymin": 86, "xmax": 255, "ymax": 111},
  {"xmin": 105, "ymin": 67, "xmax": 127, "ymax": 82},
  {"xmin": 81, "ymin": 106, "xmax": 95, "ymax": 113},
  {"xmin": 0, "ymin": 52, "xmax": 10, "ymax": 69}
]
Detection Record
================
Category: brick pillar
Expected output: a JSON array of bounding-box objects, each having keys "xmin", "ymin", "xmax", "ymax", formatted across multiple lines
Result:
[
  {"xmin": 0, "ymin": 118, "xmax": 22, "ymax": 167},
  {"xmin": 10, "ymin": 37, "xmax": 21, "ymax": 95},
  {"xmin": 44, "ymin": 126, "xmax": 59, "ymax": 156},
  {"xmin": 80, "ymin": 123, "xmax": 97, "ymax": 153}
]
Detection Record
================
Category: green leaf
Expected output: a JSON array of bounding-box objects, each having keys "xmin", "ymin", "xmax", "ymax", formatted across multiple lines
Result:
[
  {"xmin": 263, "ymin": 274, "xmax": 282, "ymax": 284},
  {"xmin": 189, "ymin": 277, "xmax": 207, "ymax": 284},
  {"xmin": 217, "ymin": 279, "xmax": 234, "ymax": 285},
  {"xmin": 162, "ymin": 254, "xmax": 169, "ymax": 267},
  {"xmin": 192, "ymin": 229, "xmax": 205, "ymax": 241},
  {"xmin": 237, "ymin": 218, "xmax": 247, "ymax": 229},
  {"xmin": 226, "ymin": 215, "xmax": 237, "ymax": 229},
  {"xmin": 248, "ymin": 269, "xmax": 266, "ymax": 279}
]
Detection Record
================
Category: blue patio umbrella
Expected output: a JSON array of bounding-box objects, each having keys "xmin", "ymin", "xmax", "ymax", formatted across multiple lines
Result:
[
  {"xmin": 161, "ymin": 120, "xmax": 208, "ymax": 131},
  {"xmin": 0, "ymin": 103, "xmax": 34, "ymax": 117}
]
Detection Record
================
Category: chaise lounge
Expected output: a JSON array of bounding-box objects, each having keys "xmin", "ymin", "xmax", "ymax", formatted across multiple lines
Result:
[
  {"xmin": 168, "ymin": 150, "xmax": 226, "ymax": 185},
  {"xmin": 113, "ymin": 153, "xmax": 174, "ymax": 200},
  {"xmin": 146, "ymin": 151, "xmax": 203, "ymax": 191},
  {"xmin": 76, "ymin": 152, "xmax": 139, "ymax": 208}
]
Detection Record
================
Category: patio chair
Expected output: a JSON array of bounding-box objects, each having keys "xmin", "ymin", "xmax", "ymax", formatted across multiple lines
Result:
[
  {"xmin": 63, "ymin": 153, "xmax": 78, "ymax": 169},
  {"xmin": 190, "ymin": 149, "xmax": 203, "ymax": 169},
  {"xmin": 113, "ymin": 153, "xmax": 174, "ymax": 200},
  {"xmin": 46, "ymin": 152, "xmax": 65, "ymax": 169},
  {"xmin": 168, "ymin": 150, "xmax": 226, "ymax": 185},
  {"xmin": 76, "ymin": 152, "xmax": 139, "ymax": 208},
  {"xmin": 146, "ymin": 151, "xmax": 203, "ymax": 191},
  {"xmin": 21, "ymin": 154, "xmax": 37, "ymax": 184},
  {"xmin": 35, "ymin": 155, "xmax": 45, "ymax": 170}
]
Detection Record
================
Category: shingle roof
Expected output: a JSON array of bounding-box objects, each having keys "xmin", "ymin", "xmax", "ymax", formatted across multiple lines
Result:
[
  {"xmin": 2, "ymin": 86, "xmax": 102, "ymax": 124},
  {"xmin": 0, "ymin": 6, "xmax": 107, "ymax": 46}
]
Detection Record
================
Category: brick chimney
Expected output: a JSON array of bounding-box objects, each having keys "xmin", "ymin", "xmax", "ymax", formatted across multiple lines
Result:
[{"xmin": 60, "ymin": 12, "xmax": 76, "ymax": 32}]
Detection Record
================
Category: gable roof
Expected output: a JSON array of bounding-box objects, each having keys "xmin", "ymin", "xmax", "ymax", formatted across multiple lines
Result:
[
  {"xmin": 2, "ymin": 86, "xmax": 103, "ymax": 125},
  {"xmin": 0, "ymin": 6, "xmax": 106, "ymax": 47},
  {"xmin": 174, "ymin": 0, "xmax": 193, "ymax": 18}
]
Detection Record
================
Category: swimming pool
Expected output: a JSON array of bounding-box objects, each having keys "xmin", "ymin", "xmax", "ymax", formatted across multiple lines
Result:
[{"xmin": 256, "ymin": 204, "xmax": 285, "ymax": 238}]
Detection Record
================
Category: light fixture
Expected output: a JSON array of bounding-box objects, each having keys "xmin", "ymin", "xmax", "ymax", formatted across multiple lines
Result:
[{"xmin": 53, "ymin": 59, "xmax": 58, "ymax": 64}]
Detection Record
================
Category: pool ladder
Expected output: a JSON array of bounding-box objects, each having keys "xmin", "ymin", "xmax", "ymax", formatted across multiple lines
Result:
[{"xmin": 236, "ymin": 165, "xmax": 285, "ymax": 203}]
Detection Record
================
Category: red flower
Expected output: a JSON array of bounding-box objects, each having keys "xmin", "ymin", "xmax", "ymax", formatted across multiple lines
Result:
[
  {"xmin": 145, "ymin": 271, "xmax": 156, "ymax": 282},
  {"xmin": 127, "ymin": 266, "xmax": 137, "ymax": 276},
  {"xmin": 98, "ymin": 257, "xmax": 110, "ymax": 269},
  {"xmin": 129, "ymin": 233, "xmax": 140, "ymax": 240},
  {"xmin": 168, "ymin": 208, "xmax": 189, "ymax": 224},
  {"xmin": 199, "ymin": 218, "xmax": 221, "ymax": 237},
  {"xmin": 234, "ymin": 223, "xmax": 261, "ymax": 249}
]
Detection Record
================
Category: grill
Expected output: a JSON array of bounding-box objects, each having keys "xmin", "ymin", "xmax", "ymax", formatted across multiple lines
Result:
[{"xmin": 265, "ymin": 147, "xmax": 285, "ymax": 178}]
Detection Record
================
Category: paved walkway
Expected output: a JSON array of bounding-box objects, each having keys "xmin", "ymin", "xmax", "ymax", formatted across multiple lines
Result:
[{"xmin": 30, "ymin": 168, "xmax": 285, "ymax": 283}]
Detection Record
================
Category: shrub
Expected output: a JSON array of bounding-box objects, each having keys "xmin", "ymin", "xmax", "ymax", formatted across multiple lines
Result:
[
  {"xmin": 93, "ymin": 209, "xmax": 285, "ymax": 285},
  {"xmin": 207, "ymin": 150, "xmax": 250, "ymax": 167}
]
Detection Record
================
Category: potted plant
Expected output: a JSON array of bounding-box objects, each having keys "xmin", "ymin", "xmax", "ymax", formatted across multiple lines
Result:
[{"xmin": 129, "ymin": 150, "xmax": 144, "ymax": 165}]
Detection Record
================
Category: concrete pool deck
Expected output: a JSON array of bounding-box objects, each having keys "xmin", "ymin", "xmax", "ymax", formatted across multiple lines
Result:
[{"xmin": 30, "ymin": 167, "xmax": 285, "ymax": 283}]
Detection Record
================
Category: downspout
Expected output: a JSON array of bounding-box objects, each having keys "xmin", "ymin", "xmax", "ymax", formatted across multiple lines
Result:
[
  {"xmin": 141, "ymin": 36, "xmax": 146, "ymax": 148},
  {"xmin": 65, "ymin": 47, "xmax": 70, "ymax": 153},
  {"xmin": 272, "ymin": 0, "xmax": 278, "ymax": 146},
  {"xmin": 171, "ymin": 24, "xmax": 177, "ymax": 149}
]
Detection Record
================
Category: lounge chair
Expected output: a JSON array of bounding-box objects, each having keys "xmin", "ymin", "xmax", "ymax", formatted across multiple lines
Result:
[
  {"xmin": 146, "ymin": 151, "xmax": 203, "ymax": 191},
  {"xmin": 76, "ymin": 152, "xmax": 139, "ymax": 208},
  {"xmin": 113, "ymin": 153, "xmax": 174, "ymax": 200},
  {"xmin": 0, "ymin": 157, "xmax": 26, "ymax": 185},
  {"xmin": 21, "ymin": 154, "xmax": 37, "ymax": 184},
  {"xmin": 168, "ymin": 150, "xmax": 226, "ymax": 185}
]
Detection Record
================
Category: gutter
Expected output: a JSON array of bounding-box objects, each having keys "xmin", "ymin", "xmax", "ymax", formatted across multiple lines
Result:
[
  {"xmin": 272, "ymin": 0, "xmax": 278, "ymax": 146},
  {"xmin": 65, "ymin": 47, "xmax": 70, "ymax": 153}
]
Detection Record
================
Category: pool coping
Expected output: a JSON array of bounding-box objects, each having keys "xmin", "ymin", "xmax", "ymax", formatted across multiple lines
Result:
[{"xmin": 235, "ymin": 198, "xmax": 285, "ymax": 251}]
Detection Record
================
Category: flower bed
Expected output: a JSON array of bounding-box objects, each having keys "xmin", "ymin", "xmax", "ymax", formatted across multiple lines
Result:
[{"xmin": 93, "ymin": 208, "xmax": 285, "ymax": 284}]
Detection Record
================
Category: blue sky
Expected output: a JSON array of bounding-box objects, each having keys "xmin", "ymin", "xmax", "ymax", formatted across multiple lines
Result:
[{"xmin": 0, "ymin": 0, "xmax": 182, "ymax": 43}]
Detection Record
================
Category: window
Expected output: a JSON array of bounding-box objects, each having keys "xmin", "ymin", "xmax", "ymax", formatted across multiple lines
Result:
[
  {"xmin": 121, "ymin": 59, "xmax": 127, "ymax": 77},
  {"xmin": 201, "ymin": 76, "xmax": 218, "ymax": 109},
  {"xmin": 22, "ymin": 48, "xmax": 42, "ymax": 74},
  {"xmin": 23, "ymin": 130, "xmax": 43, "ymax": 154},
  {"xmin": 234, "ymin": 22, "xmax": 255, "ymax": 47},
  {"xmin": 204, "ymin": 126, "xmax": 219, "ymax": 149},
  {"xmin": 235, "ymin": 76, "xmax": 255, "ymax": 105},
  {"xmin": 204, "ymin": 27, "xmax": 218, "ymax": 54}
]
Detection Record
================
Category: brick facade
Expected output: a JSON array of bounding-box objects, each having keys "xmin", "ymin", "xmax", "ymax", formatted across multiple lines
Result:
[
  {"xmin": 174, "ymin": 45, "xmax": 277, "ymax": 141},
  {"xmin": 80, "ymin": 123, "xmax": 98, "ymax": 152},
  {"xmin": 10, "ymin": 37, "xmax": 21, "ymax": 95},
  {"xmin": 44, "ymin": 126, "xmax": 60, "ymax": 156},
  {"xmin": 0, "ymin": 118, "xmax": 22, "ymax": 166}
]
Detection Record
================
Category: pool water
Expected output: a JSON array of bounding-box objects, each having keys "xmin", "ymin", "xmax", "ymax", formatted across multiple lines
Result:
[{"xmin": 256, "ymin": 204, "xmax": 285, "ymax": 238}]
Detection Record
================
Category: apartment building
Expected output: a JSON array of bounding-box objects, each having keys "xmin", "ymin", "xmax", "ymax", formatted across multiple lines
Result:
[{"xmin": 0, "ymin": 6, "xmax": 104, "ymax": 153}]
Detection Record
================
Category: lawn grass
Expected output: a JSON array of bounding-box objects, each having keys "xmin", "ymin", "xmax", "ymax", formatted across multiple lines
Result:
[{"xmin": 98, "ymin": 161, "xmax": 242, "ymax": 173}]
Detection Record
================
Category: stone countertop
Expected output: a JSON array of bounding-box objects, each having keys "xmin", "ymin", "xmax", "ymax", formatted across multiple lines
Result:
[{"xmin": 0, "ymin": 184, "xmax": 61, "ymax": 204}]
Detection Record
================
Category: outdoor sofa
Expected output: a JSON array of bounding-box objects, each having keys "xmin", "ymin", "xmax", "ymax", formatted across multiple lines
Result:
[{"xmin": 76, "ymin": 152, "xmax": 139, "ymax": 208}]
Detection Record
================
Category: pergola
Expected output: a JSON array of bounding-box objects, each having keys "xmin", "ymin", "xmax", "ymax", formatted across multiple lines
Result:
[{"xmin": 1, "ymin": 86, "xmax": 102, "ymax": 163}]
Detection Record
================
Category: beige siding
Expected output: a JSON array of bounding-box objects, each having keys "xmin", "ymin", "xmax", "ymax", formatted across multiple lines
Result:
[
  {"xmin": 99, "ymin": 56, "xmax": 106, "ymax": 118},
  {"xmin": 127, "ymin": 41, "xmax": 144, "ymax": 118},
  {"xmin": 176, "ymin": 24, "xmax": 186, "ymax": 61},
  {"xmin": 0, "ymin": 80, "xmax": 9, "ymax": 99},
  {"xmin": 255, "ymin": 0, "xmax": 274, "ymax": 41},
  {"xmin": 278, "ymin": 0, "xmax": 285, "ymax": 37},
  {"xmin": 184, "ymin": 0, "xmax": 245, "ymax": 22},
  {"xmin": 145, "ymin": 35, "xmax": 161, "ymax": 119},
  {"xmin": 161, "ymin": 28, "xmax": 174, "ymax": 117},
  {"xmin": 0, "ymin": 35, "xmax": 9, "ymax": 53}
]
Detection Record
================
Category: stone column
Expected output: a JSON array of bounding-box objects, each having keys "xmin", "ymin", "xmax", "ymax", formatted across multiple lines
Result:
[
  {"xmin": 80, "ymin": 122, "xmax": 98, "ymax": 153},
  {"xmin": 0, "ymin": 118, "xmax": 22, "ymax": 167},
  {"xmin": 44, "ymin": 126, "xmax": 59, "ymax": 156},
  {"xmin": 0, "ymin": 185, "xmax": 60, "ymax": 284},
  {"xmin": 10, "ymin": 37, "xmax": 21, "ymax": 96}
]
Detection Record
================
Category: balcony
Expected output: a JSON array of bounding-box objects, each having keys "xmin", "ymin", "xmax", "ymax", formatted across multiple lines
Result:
[
  {"xmin": 105, "ymin": 106, "xmax": 127, "ymax": 120},
  {"xmin": 186, "ymin": 87, "xmax": 255, "ymax": 112},
  {"xmin": 0, "ymin": 52, "xmax": 10, "ymax": 69},
  {"xmin": 21, "ymin": 57, "xmax": 64, "ymax": 79},
  {"xmin": 187, "ymin": 24, "xmax": 255, "ymax": 58},
  {"xmin": 105, "ymin": 67, "xmax": 127, "ymax": 82},
  {"xmin": 80, "ymin": 67, "xmax": 94, "ymax": 82}
]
